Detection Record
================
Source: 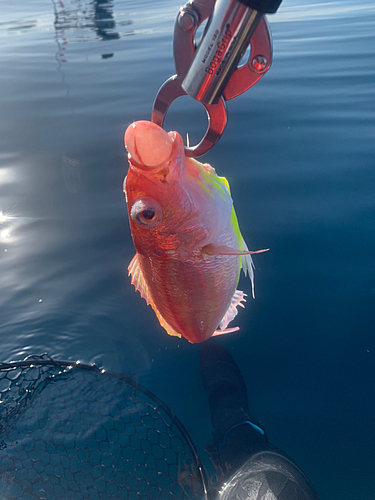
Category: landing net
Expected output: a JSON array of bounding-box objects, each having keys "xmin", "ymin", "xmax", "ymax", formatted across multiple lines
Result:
[{"xmin": 0, "ymin": 354, "xmax": 208, "ymax": 500}]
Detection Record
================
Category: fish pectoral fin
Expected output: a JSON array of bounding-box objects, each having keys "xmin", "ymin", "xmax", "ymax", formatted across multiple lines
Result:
[
  {"xmin": 201, "ymin": 243, "xmax": 269, "ymax": 256},
  {"xmin": 216, "ymin": 289, "xmax": 247, "ymax": 332},
  {"xmin": 240, "ymin": 237, "xmax": 269, "ymax": 299},
  {"xmin": 128, "ymin": 253, "xmax": 182, "ymax": 338},
  {"xmin": 128, "ymin": 253, "xmax": 152, "ymax": 305}
]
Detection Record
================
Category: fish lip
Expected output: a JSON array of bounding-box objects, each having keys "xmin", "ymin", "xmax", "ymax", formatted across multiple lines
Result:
[{"xmin": 127, "ymin": 132, "xmax": 184, "ymax": 174}]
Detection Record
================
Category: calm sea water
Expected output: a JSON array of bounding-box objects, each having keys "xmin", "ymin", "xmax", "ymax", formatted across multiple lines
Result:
[{"xmin": 0, "ymin": 0, "xmax": 374, "ymax": 498}]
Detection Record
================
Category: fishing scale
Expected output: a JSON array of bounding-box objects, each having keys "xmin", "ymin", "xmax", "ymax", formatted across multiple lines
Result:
[{"xmin": 152, "ymin": 0, "xmax": 283, "ymax": 156}]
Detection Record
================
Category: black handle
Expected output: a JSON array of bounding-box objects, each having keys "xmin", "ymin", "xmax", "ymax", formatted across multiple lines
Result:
[{"xmin": 237, "ymin": 0, "xmax": 283, "ymax": 14}]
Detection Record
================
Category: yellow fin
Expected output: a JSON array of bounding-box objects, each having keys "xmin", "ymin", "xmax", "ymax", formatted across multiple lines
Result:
[
  {"xmin": 128, "ymin": 254, "xmax": 181, "ymax": 338},
  {"xmin": 219, "ymin": 175, "xmax": 231, "ymax": 195}
]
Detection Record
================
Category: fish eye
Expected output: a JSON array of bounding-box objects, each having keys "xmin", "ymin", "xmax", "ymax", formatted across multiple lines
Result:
[
  {"xmin": 141, "ymin": 209, "xmax": 155, "ymax": 220},
  {"xmin": 130, "ymin": 198, "xmax": 162, "ymax": 229}
]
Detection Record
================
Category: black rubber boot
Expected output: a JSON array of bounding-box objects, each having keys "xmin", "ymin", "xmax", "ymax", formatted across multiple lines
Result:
[
  {"xmin": 200, "ymin": 341, "xmax": 268, "ymax": 471},
  {"xmin": 200, "ymin": 342, "xmax": 320, "ymax": 499}
]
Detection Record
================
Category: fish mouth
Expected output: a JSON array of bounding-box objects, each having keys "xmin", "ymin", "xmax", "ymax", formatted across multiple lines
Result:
[
  {"xmin": 125, "ymin": 121, "xmax": 184, "ymax": 173},
  {"xmin": 128, "ymin": 133, "xmax": 183, "ymax": 176}
]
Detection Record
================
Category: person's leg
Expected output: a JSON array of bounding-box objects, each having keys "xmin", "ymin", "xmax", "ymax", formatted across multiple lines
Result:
[
  {"xmin": 200, "ymin": 341, "xmax": 273, "ymax": 474},
  {"xmin": 200, "ymin": 341, "xmax": 319, "ymax": 499}
]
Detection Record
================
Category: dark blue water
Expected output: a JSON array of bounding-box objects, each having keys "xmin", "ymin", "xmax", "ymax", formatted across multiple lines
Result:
[{"xmin": 0, "ymin": 0, "xmax": 374, "ymax": 498}]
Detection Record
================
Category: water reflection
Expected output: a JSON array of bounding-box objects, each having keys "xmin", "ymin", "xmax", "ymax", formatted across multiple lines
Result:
[
  {"xmin": 0, "ymin": 212, "xmax": 12, "ymax": 224},
  {"xmin": 0, "ymin": 229, "xmax": 11, "ymax": 239},
  {"xmin": 52, "ymin": 0, "xmax": 122, "ymax": 52},
  {"xmin": 3, "ymin": 20, "xmax": 38, "ymax": 33},
  {"xmin": 0, "ymin": 211, "xmax": 17, "ymax": 243},
  {"xmin": 93, "ymin": 0, "xmax": 120, "ymax": 42},
  {"xmin": 61, "ymin": 156, "xmax": 82, "ymax": 194},
  {"xmin": 275, "ymin": 1, "xmax": 375, "ymax": 23}
]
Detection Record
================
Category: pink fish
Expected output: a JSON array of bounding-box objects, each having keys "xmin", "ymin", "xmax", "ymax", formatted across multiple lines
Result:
[{"xmin": 124, "ymin": 120, "xmax": 267, "ymax": 343}]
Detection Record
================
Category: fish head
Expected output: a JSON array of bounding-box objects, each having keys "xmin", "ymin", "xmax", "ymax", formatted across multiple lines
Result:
[{"xmin": 124, "ymin": 120, "xmax": 233, "ymax": 257}]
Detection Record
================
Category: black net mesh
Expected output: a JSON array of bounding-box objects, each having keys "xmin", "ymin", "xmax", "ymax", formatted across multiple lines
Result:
[{"xmin": 0, "ymin": 355, "xmax": 208, "ymax": 500}]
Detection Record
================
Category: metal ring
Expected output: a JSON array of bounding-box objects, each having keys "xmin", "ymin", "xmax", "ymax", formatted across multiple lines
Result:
[{"xmin": 151, "ymin": 75, "xmax": 227, "ymax": 157}]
